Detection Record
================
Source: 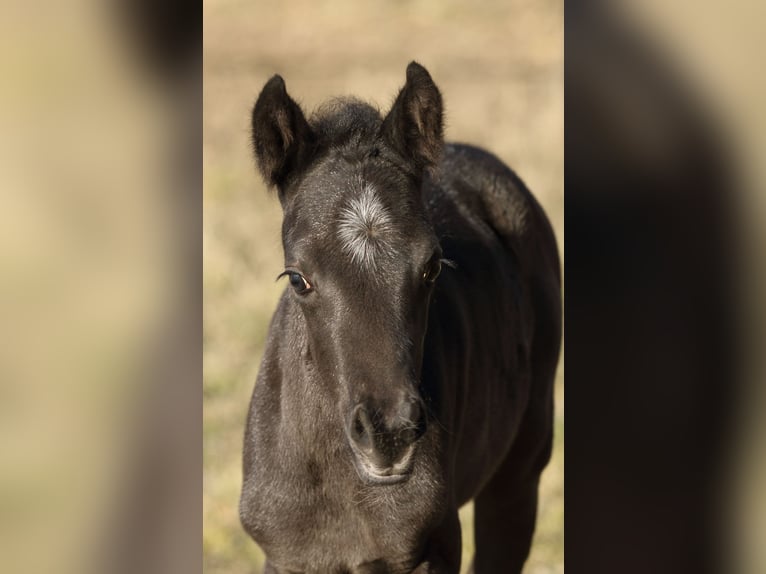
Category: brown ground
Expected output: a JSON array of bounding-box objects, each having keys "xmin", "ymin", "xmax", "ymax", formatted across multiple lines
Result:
[{"xmin": 204, "ymin": 1, "xmax": 563, "ymax": 572}]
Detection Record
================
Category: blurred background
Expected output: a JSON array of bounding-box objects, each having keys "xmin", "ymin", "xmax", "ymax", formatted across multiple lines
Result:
[
  {"xmin": 203, "ymin": 1, "xmax": 564, "ymax": 573},
  {"xmin": 1, "ymin": 0, "xmax": 765, "ymax": 573}
]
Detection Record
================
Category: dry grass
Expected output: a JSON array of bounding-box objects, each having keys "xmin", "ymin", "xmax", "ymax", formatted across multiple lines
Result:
[{"xmin": 203, "ymin": 1, "xmax": 563, "ymax": 572}]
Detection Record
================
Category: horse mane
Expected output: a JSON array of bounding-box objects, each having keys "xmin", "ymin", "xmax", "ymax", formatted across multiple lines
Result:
[{"xmin": 309, "ymin": 97, "xmax": 382, "ymax": 148}]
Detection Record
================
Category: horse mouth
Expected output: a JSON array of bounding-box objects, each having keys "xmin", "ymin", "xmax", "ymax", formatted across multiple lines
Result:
[{"xmin": 349, "ymin": 444, "xmax": 416, "ymax": 486}]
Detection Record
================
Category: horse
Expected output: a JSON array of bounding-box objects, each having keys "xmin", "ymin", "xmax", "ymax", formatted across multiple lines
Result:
[{"xmin": 239, "ymin": 61, "xmax": 561, "ymax": 574}]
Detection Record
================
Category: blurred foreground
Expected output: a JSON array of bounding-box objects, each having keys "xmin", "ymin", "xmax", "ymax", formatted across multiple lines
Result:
[
  {"xmin": 566, "ymin": 2, "xmax": 766, "ymax": 573},
  {"xmin": 0, "ymin": 0, "xmax": 200, "ymax": 573}
]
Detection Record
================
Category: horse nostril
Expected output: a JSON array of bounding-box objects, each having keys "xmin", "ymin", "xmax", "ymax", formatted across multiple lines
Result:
[
  {"xmin": 398, "ymin": 427, "xmax": 417, "ymax": 446},
  {"xmin": 401, "ymin": 399, "xmax": 421, "ymax": 426},
  {"xmin": 348, "ymin": 398, "xmax": 426, "ymax": 475},
  {"xmin": 353, "ymin": 417, "xmax": 365, "ymax": 437},
  {"xmin": 396, "ymin": 399, "xmax": 426, "ymax": 446},
  {"xmin": 349, "ymin": 405, "xmax": 374, "ymax": 451}
]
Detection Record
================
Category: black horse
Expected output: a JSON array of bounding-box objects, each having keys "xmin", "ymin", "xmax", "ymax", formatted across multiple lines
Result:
[{"xmin": 240, "ymin": 62, "xmax": 561, "ymax": 574}]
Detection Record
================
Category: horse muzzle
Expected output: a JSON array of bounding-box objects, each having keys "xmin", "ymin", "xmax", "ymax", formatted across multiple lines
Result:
[{"xmin": 346, "ymin": 399, "xmax": 426, "ymax": 485}]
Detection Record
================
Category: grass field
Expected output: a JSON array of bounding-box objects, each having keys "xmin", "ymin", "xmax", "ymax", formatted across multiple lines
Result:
[{"xmin": 203, "ymin": 1, "xmax": 563, "ymax": 572}]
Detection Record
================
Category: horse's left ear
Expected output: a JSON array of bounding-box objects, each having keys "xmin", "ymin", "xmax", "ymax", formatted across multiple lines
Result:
[{"xmin": 381, "ymin": 62, "xmax": 444, "ymax": 173}]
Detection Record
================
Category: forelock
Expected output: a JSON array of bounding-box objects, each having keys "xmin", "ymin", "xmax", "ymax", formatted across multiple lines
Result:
[{"xmin": 310, "ymin": 98, "xmax": 382, "ymax": 148}]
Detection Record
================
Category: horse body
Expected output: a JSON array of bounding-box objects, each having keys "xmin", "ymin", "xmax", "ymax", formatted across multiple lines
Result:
[{"xmin": 240, "ymin": 63, "xmax": 561, "ymax": 574}]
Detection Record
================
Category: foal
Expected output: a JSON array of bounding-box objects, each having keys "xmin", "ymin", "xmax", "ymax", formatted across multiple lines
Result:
[{"xmin": 240, "ymin": 61, "xmax": 562, "ymax": 574}]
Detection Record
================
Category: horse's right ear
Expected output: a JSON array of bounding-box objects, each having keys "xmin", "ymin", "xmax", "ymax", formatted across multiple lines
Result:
[{"xmin": 251, "ymin": 75, "xmax": 315, "ymax": 192}]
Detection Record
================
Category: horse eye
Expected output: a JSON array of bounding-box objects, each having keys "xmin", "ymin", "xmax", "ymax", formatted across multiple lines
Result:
[
  {"xmin": 288, "ymin": 272, "xmax": 312, "ymax": 294},
  {"xmin": 422, "ymin": 259, "xmax": 442, "ymax": 285}
]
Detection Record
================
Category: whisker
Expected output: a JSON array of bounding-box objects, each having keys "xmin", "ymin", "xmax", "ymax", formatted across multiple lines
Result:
[{"xmin": 439, "ymin": 257, "xmax": 457, "ymax": 269}]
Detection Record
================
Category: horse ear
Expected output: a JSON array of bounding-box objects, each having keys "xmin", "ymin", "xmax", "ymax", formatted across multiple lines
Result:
[
  {"xmin": 251, "ymin": 75, "xmax": 315, "ymax": 191},
  {"xmin": 382, "ymin": 62, "xmax": 444, "ymax": 173}
]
